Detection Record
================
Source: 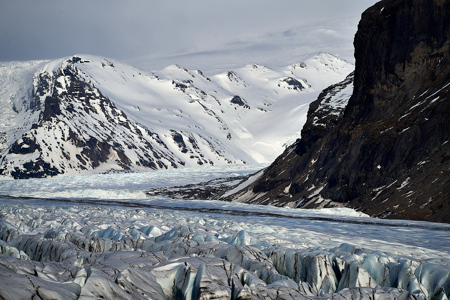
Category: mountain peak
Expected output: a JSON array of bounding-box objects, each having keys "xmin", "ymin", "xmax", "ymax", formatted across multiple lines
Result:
[{"xmin": 0, "ymin": 53, "xmax": 353, "ymax": 178}]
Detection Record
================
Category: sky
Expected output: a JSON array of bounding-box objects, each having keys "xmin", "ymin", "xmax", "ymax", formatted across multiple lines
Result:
[{"xmin": 0, "ymin": 0, "xmax": 378, "ymax": 71}]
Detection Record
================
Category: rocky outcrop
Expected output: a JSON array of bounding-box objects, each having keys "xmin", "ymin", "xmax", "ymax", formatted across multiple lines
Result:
[{"xmin": 226, "ymin": 0, "xmax": 450, "ymax": 222}]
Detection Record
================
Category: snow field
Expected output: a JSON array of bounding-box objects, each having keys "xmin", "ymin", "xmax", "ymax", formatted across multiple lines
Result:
[{"xmin": 1, "ymin": 52, "xmax": 354, "ymax": 178}]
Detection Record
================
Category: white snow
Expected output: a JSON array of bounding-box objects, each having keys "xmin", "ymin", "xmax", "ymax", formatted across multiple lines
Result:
[{"xmin": 398, "ymin": 177, "xmax": 411, "ymax": 190}]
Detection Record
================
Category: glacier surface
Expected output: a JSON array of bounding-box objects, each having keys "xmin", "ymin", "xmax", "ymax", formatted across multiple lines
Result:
[{"xmin": 0, "ymin": 166, "xmax": 449, "ymax": 299}]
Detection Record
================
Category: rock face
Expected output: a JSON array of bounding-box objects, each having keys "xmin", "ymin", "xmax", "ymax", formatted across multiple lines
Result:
[{"xmin": 226, "ymin": 0, "xmax": 450, "ymax": 222}]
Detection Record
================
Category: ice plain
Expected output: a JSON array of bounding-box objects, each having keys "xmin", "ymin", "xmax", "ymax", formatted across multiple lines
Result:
[{"xmin": 0, "ymin": 165, "xmax": 449, "ymax": 299}]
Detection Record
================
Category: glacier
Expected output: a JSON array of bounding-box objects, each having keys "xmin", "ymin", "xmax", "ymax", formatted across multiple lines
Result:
[{"xmin": 0, "ymin": 166, "xmax": 449, "ymax": 299}]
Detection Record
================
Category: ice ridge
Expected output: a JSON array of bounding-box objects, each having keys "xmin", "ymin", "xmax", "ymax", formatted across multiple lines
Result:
[{"xmin": 0, "ymin": 202, "xmax": 448, "ymax": 299}]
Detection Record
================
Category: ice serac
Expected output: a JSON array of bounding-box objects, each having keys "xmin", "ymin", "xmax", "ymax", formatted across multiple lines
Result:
[
  {"xmin": 225, "ymin": 0, "xmax": 450, "ymax": 223},
  {"xmin": 1, "ymin": 201, "xmax": 447, "ymax": 300},
  {"xmin": 268, "ymin": 248, "xmax": 339, "ymax": 294}
]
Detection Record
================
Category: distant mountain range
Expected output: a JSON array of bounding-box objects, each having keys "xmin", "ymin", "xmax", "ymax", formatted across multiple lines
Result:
[{"xmin": 0, "ymin": 53, "xmax": 353, "ymax": 178}]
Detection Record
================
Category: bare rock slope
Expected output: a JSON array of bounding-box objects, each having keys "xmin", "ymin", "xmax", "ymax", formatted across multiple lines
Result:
[{"xmin": 226, "ymin": 0, "xmax": 450, "ymax": 223}]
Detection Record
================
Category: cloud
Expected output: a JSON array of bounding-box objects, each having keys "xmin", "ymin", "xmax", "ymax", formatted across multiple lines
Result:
[{"xmin": 0, "ymin": 0, "xmax": 378, "ymax": 68}]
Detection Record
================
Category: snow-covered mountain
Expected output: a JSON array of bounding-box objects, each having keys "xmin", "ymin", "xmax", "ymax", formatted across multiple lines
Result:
[{"xmin": 0, "ymin": 53, "xmax": 353, "ymax": 178}]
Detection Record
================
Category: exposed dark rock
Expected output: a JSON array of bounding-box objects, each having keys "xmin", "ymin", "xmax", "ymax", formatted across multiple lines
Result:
[
  {"xmin": 42, "ymin": 95, "xmax": 62, "ymax": 121},
  {"xmin": 230, "ymin": 96, "xmax": 250, "ymax": 109},
  {"xmin": 172, "ymin": 80, "xmax": 189, "ymax": 92},
  {"xmin": 295, "ymin": 72, "xmax": 354, "ymax": 156},
  {"xmin": 172, "ymin": 131, "xmax": 188, "ymax": 154},
  {"xmin": 147, "ymin": 176, "xmax": 249, "ymax": 200},
  {"xmin": 2, "ymin": 133, "xmax": 63, "ymax": 178},
  {"xmin": 31, "ymin": 72, "xmax": 52, "ymax": 111},
  {"xmin": 11, "ymin": 160, "xmax": 60, "ymax": 179},
  {"xmin": 9, "ymin": 136, "xmax": 41, "ymax": 155},
  {"xmin": 227, "ymin": 71, "xmax": 238, "ymax": 81},
  {"xmin": 225, "ymin": 0, "xmax": 450, "ymax": 223},
  {"xmin": 279, "ymin": 77, "xmax": 309, "ymax": 91},
  {"xmin": 80, "ymin": 138, "xmax": 111, "ymax": 168},
  {"xmin": 67, "ymin": 56, "xmax": 89, "ymax": 64}
]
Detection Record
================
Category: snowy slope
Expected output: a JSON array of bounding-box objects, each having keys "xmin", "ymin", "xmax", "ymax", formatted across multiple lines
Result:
[
  {"xmin": 222, "ymin": 72, "xmax": 356, "ymax": 207},
  {"xmin": 0, "ymin": 53, "xmax": 353, "ymax": 178}
]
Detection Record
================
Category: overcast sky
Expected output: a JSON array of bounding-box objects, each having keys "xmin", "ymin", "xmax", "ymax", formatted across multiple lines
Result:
[{"xmin": 1, "ymin": 0, "xmax": 378, "ymax": 70}]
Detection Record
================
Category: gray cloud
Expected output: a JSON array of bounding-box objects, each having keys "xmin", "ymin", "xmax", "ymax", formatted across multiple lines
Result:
[{"xmin": 0, "ymin": 0, "xmax": 378, "ymax": 68}]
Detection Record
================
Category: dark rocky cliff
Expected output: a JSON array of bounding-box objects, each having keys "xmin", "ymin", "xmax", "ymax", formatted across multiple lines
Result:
[{"xmin": 226, "ymin": 0, "xmax": 450, "ymax": 223}]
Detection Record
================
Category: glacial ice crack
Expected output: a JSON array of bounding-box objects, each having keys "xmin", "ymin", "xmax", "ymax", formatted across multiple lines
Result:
[{"xmin": 0, "ymin": 200, "xmax": 448, "ymax": 299}]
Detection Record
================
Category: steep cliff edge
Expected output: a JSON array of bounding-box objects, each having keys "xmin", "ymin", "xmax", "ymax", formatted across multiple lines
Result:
[{"xmin": 226, "ymin": 0, "xmax": 450, "ymax": 223}]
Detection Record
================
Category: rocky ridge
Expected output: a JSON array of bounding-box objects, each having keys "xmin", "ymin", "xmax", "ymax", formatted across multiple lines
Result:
[{"xmin": 225, "ymin": 0, "xmax": 450, "ymax": 223}]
